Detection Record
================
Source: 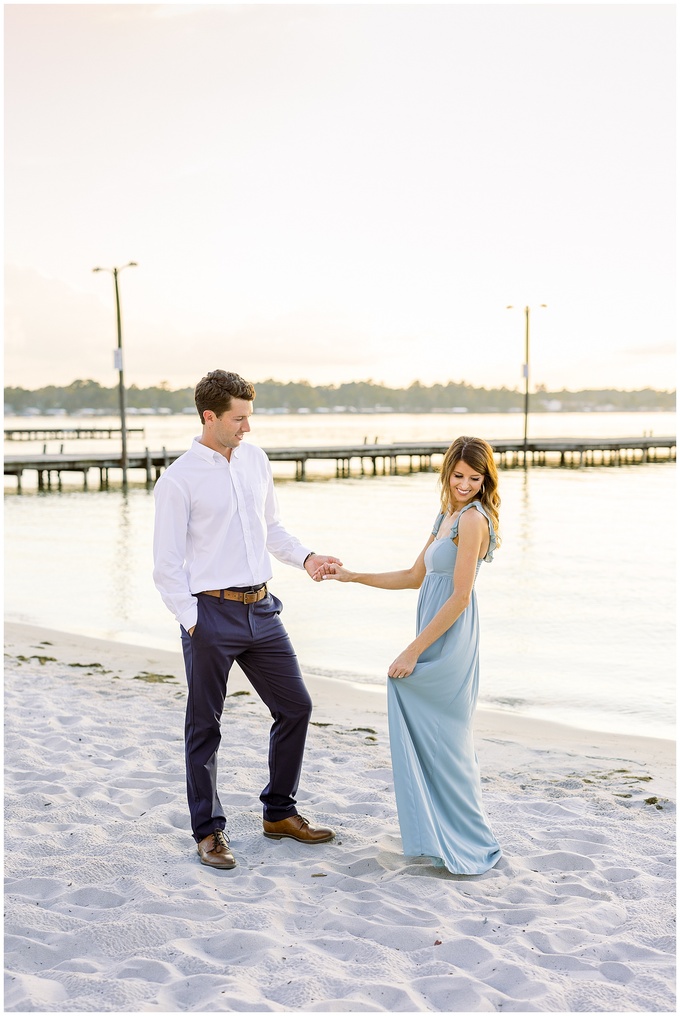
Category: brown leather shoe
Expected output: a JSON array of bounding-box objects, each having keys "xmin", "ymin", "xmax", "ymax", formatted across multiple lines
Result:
[
  {"xmin": 197, "ymin": 830, "xmax": 237, "ymax": 869},
  {"xmin": 263, "ymin": 814, "xmax": 335, "ymax": 843}
]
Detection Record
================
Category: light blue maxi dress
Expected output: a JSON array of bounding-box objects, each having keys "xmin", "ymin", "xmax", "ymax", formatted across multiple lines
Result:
[{"xmin": 387, "ymin": 500, "xmax": 502, "ymax": 874}]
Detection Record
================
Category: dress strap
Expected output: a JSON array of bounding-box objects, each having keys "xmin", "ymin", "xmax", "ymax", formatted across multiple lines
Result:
[
  {"xmin": 451, "ymin": 501, "xmax": 497, "ymax": 563},
  {"xmin": 431, "ymin": 512, "xmax": 445, "ymax": 537}
]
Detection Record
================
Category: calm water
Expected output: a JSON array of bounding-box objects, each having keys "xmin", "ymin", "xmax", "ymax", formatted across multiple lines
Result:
[{"xmin": 4, "ymin": 413, "xmax": 676, "ymax": 739}]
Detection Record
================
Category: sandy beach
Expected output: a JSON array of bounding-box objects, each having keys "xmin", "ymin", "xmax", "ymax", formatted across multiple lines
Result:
[{"xmin": 4, "ymin": 621, "xmax": 676, "ymax": 1013}]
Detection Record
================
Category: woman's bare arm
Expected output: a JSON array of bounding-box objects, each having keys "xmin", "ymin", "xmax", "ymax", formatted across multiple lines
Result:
[
  {"xmin": 315, "ymin": 534, "xmax": 434, "ymax": 590},
  {"xmin": 388, "ymin": 510, "xmax": 487, "ymax": 677}
]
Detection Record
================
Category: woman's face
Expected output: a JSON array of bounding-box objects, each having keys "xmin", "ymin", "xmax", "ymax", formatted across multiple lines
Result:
[{"xmin": 448, "ymin": 459, "xmax": 484, "ymax": 508}]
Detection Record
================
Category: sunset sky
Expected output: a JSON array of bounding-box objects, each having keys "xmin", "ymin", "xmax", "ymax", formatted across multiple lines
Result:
[{"xmin": 4, "ymin": 2, "xmax": 675, "ymax": 392}]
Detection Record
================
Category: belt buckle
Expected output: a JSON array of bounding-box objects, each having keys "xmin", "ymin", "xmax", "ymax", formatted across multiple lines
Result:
[{"xmin": 243, "ymin": 590, "xmax": 257, "ymax": 604}]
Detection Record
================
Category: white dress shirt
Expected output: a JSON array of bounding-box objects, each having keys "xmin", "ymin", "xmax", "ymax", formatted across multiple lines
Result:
[{"xmin": 153, "ymin": 437, "xmax": 311, "ymax": 631}]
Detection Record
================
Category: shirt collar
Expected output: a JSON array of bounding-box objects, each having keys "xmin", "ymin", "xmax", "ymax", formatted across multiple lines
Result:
[{"xmin": 190, "ymin": 436, "xmax": 230, "ymax": 465}]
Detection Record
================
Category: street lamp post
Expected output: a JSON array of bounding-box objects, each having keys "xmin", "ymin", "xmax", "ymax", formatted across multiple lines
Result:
[
  {"xmin": 93, "ymin": 262, "xmax": 138, "ymax": 486},
  {"xmin": 506, "ymin": 303, "xmax": 547, "ymax": 467}
]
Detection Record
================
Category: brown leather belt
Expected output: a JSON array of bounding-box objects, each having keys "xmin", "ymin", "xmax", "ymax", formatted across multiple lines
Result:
[{"xmin": 200, "ymin": 585, "xmax": 268, "ymax": 605}]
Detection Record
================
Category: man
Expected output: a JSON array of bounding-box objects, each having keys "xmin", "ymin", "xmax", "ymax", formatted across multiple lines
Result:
[{"xmin": 153, "ymin": 369, "xmax": 341, "ymax": 869}]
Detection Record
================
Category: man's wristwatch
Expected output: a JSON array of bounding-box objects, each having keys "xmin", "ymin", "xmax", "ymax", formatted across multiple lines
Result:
[{"xmin": 303, "ymin": 552, "xmax": 316, "ymax": 567}]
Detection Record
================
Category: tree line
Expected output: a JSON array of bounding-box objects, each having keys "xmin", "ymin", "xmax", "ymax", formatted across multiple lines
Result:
[{"xmin": 4, "ymin": 378, "xmax": 675, "ymax": 415}]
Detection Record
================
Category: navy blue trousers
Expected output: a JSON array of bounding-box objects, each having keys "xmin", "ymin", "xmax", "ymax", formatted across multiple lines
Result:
[{"xmin": 180, "ymin": 591, "xmax": 312, "ymax": 842}]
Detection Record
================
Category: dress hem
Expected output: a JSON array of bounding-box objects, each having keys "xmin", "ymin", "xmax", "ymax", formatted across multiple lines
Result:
[{"xmin": 403, "ymin": 849, "xmax": 503, "ymax": 876}]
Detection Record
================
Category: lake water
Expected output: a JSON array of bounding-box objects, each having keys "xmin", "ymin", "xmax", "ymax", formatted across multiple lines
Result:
[{"xmin": 4, "ymin": 412, "xmax": 676, "ymax": 740}]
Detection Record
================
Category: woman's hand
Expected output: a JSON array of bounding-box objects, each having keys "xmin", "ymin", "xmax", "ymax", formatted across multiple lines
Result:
[
  {"xmin": 388, "ymin": 648, "xmax": 419, "ymax": 679},
  {"xmin": 304, "ymin": 554, "xmax": 343, "ymax": 581},
  {"xmin": 315, "ymin": 562, "xmax": 354, "ymax": 582}
]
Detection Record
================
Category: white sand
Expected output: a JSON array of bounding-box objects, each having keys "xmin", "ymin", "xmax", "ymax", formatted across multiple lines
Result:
[{"xmin": 4, "ymin": 622, "xmax": 676, "ymax": 1013}]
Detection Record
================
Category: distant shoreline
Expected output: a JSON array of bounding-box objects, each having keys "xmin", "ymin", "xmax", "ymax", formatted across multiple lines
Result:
[
  {"xmin": 4, "ymin": 406, "xmax": 677, "ymax": 421},
  {"xmin": 4, "ymin": 378, "xmax": 675, "ymax": 418}
]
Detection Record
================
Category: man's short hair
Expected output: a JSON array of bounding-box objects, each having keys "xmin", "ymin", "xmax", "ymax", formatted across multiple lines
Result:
[{"xmin": 194, "ymin": 370, "xmax": 256, "ymax": 423}]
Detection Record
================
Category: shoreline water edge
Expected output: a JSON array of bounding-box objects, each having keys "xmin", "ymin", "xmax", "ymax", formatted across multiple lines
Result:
[{"xmin": 4, "ymin": 620, "xmax": 676, "ymax": 1012}]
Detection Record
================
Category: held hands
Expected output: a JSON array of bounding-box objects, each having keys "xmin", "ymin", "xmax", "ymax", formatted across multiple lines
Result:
[
  {"xmin": 313, "ymin": 561, "xmax": 353, "ymax": 582},
  {"xmin": 388, "ymin": 647, "xmax": 418, "ymax": 680},
  {"xmin": 304, "ymin": 554, "xmax": 343, "ymax": 582}
]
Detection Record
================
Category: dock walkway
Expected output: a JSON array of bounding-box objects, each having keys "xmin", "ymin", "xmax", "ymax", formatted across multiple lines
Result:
[
  {"xmin": 4, "ymin": 427, "xmax": 145, "ymax": 442},
  {"xmin": 4, "ymin": 436, "xmax": 675, "ymax": 492}
]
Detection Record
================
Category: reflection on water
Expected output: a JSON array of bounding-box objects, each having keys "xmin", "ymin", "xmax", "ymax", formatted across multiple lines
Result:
[
  {"xmin": 515, "ymin": 469, "xmax": 532, "ymax": 564},
  {"xmin": 113, "ymin": 493, "xmax": 132, "ymax": 624},
  {"xmin": 4, "ymin": 459, "xmax": 675, "ymax": 740}
]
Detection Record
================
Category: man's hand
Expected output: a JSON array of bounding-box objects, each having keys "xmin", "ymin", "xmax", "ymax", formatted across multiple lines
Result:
[{"xmin": 304, "ymin": 554, "xmax": 343, "ymax": 581}]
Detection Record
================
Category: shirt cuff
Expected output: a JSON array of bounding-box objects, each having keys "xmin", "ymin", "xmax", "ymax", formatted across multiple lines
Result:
[
  {"xmin": 178, "ymin": 602, "xmax": 198, "ymax": 632},
  {"xmin": 298, "ymin": 547, "xmax": 314, "ymax": 569}
]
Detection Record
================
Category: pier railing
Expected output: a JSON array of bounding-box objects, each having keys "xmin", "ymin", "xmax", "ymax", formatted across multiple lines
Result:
[{"xmin": 3, "ymin": 436, "xmax": 675, "ymax": 492}]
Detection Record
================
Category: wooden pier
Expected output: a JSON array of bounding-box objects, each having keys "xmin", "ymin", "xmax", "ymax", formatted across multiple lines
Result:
[
  {"xmin": 4, "ymin": 426, "xmax": 145, "ymax": 441},
  {"xmin": 3, "ymin": 436, "xmax": 675, "ymax": 492}
]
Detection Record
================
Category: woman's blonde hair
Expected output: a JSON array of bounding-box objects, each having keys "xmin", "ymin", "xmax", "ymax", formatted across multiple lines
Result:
[{"xmin": 439, "ymin": 436, "xmax": 501, "ymax": 544}]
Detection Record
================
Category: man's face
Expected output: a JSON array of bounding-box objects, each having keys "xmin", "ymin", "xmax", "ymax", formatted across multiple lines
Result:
[{"xmin": 205, "ymin": 398, "xmax": 253, "ymax": 454}]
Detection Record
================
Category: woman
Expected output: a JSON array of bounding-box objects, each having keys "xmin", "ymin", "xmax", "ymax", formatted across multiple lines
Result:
[{"xmin": 318, "ymin": 436, "xmax": 502, "ymax": 874}]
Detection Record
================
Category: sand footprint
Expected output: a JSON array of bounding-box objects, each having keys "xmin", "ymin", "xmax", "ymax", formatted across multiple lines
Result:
[
  {"xmin": 113, "ymin": 957, "xmax": 176, "ymax": 983},
  {"xmin": 525, "ymin": 850, "xmax": 596, "ymax": 872},
  {"xmin": 63, "ymin": 887, "xmax": 129, "ymax": 909},
  {"xmin": 599, "ymin": 960, "xmax": 635, "ymax": 984}
]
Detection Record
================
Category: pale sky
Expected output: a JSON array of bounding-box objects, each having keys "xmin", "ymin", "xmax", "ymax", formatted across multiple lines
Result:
[{"xmin": 4, "ymin": 2, "xmax": 676, "ymax": 392}]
